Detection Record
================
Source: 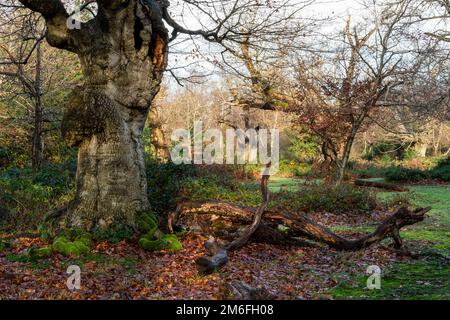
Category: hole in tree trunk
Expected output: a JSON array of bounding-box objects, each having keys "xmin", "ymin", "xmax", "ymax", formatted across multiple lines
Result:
[{"xmin": 134, "ymin": 5, "xmax": 144, "ymax": 51}]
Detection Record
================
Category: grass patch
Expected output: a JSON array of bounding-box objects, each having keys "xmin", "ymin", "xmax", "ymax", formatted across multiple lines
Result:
[
  {"xmin": 332, "ymin": 183, "xmax": 450, "ymax": 299},
  {"xmin": 68, "ymin": 254, "xmax": 138, "ymax": 273},
  {"xmin": 5, "ymin": 253, "xmax": 51, "ymax": 270},
  {"xmin": 332, "ymin": 260, "xmax": 450, "ymax": 300},
  {"xmin": 268, "ymin": 177, "xmax": 302, "ymax": 192}
]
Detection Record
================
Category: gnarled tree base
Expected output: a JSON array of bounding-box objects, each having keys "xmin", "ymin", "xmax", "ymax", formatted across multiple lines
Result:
[
  {"xmin": 44, "ymin": 199, "xmax": 149, "ymax": 235},
  {"xmin": 170, "ymin": 201, "xmax": 430, "ymax": 274}
]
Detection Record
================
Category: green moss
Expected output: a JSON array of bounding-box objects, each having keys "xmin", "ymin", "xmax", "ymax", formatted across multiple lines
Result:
[
  {"xmin": 52, "ymin": 234, "xmax": 91, "ymax": 257},
  {"xmin": 136, "ymin": 212, "xmax": 182, "ymax": 252},
  {"xmin": 28, "ymin": 246, "xmax": 53, "ymax": 260},
  {"xmin": 137, "ymin": 212, "xmax": 159, "ymax": 234},
  {"xmin": 138, "ymin": 233, "xmax": 182, "ymax": 252}
]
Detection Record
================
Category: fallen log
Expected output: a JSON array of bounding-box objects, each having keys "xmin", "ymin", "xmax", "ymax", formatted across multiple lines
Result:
[
  {"xmin": 227, "ymin": 164, "xmax": 271, "ymax": 251},
  {"xmin": 169, "ymin": 166, "xmax": 429, "ymax": 275},
  {"xmin": 196, "ymin": 237, "xmax": 228, "ymax": 275},
  {"xmin": 172, "ymin": 201, "xmax": 430, "ymax": 251},
  {"xmin": 355, "ymin": 179, "xmax": 409, "ymax": 192},
  {"xmin": 171, "ymin": 199, "xmax": 430, "ymax": 273},
  {"xmin": 192, "ymin": 163, "xmax": 272, "ymax": 275}
]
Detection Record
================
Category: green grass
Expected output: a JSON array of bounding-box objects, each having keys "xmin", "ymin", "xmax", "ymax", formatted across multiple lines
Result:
[
  {"xmin": 268, "ymin": 177, "xmax": 303, "ymax": 192},
  {"xmin": 5, "ymin": 253, "xmax": 51, "ymax": 270},
  {"xmin": 331, "ymin": 183, "xmax": 450, "ymax": 299},
  {"xmin": 332, "ymin": 261, "xmax": 450, "ymax": 300},
  {"xmin": 68, "ymin": 254, "xmax": 138, "ymax": 273},
  {"xmin": 378, "ymin": 185, "xmax": 450, "ymax": 256}
]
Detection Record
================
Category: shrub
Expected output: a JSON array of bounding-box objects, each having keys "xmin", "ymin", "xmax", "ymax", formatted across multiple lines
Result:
[
  {"xmin": 271, "ymin": 182, "xmax": 378, "ymax": 213},
  {"xmin": 179, "ymin": 175, "xmax": 261, "ymax": 207},
  {"xmin": 429, "ymin": 157, "xmax": 450, "ymax": 181},
  {"xmin": 385, "ymin": 167, "xmax": 428, "ymax": 182},
  {"xmin": 0, "ymin": 161, "xmax": 76, "ymax": 229},
  {"xmin": 146, "ymin": 159, "xmax": 198, "ymax": 214},
  {"xmin": 277, "ymin": 160, "xmax": 312, "ymax": 177}
]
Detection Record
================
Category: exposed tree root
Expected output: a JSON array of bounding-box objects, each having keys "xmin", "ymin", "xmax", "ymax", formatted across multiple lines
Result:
[{"xmin": 355, "ymin": 179, "xmax": 409, "ymax": 192}]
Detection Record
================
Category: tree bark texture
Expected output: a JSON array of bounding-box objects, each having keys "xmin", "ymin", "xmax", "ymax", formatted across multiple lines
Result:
[{"xmin": 20, "ymin": 0, "xmax": 169, "ymax": 231}]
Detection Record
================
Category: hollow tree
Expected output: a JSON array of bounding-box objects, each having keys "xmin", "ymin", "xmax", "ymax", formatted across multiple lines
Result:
[
  {"xmin": 12, "ymin": 0, "xmax": 172, "ymax": 231},
  {"xmin": 13, "ymin": 0, "xmax": 305, "ymax": 232}
]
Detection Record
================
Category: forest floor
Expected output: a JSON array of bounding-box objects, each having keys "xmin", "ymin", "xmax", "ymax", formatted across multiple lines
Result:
[{"xmin": 0, "ymin": 179, "xmax": 449, "ymax": 300}]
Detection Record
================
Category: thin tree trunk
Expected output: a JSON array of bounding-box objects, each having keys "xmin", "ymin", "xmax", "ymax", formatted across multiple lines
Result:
[
  {"xmin": 433, "ymin": 123, "xmax": 443, "ymax": 157},
  {"xmin": 32, "ymin": 42, "xmax": 43, "ymax": 171},
  {"xmin": 336, "ymin": 112, "xmax": 365, "ymax": 185}
]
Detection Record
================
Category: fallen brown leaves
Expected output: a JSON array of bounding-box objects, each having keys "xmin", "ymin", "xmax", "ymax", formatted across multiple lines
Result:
[{"xmin": 0, "ymin": 214, "xmax": 412, "ymax": 300}]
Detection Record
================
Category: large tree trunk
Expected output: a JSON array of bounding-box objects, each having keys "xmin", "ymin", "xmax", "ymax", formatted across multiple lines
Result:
[
  {"xmin": 61, "ymin": 99, "xmax": 152, "ymax": 230},
  {"xmin": 40, "ymin": 0, "xmax": 169, "ymax": 231}
]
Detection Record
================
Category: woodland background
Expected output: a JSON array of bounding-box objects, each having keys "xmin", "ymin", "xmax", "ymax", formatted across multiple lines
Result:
[{"xmin": 0, "ymin": 0, "xmax": 449, "ymax": 300}]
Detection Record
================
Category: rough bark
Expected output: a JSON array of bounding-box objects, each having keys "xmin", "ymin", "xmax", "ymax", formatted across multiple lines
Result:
[
  {"xmin": 355, "ymin": 179, "xmax": 409, "ymax": 192},
  {"xmin": 195, "ymin": 237, "xmax": 228, "ymax": 275},
  {"xmin": 20, "ymin": 0, "xmax": 169, "ymax": 231}
]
